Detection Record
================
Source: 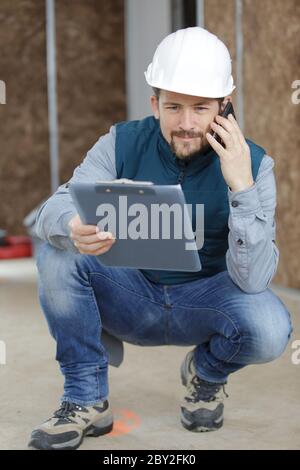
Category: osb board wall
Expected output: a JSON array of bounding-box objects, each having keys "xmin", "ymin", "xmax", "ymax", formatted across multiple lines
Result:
[
  {"xmin": 204, "ymin": 0, "xmax": 237, "ymax": 99},
  {"xmin": 0, "ymin": 0, "xmax": 126, "ymax": 235},
  {"xmin": 205, "ymin": 0, "xmax": 300, "ymax": 289},
  {"xmin": 55, "ymin": 0, "xmax": 126, "ymax": 183},
  {"xmin": 0, "ymin": 1, "xmax": 49, "ymax": 236},
  {"xmin": 243, "ymin": 0, "xmax": 300, "ymax": 289}
]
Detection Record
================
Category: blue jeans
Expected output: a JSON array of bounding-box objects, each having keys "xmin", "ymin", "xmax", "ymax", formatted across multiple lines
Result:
[{"xmin": 36, "ymin": 242, "xmax": 293, "ymax": 407}]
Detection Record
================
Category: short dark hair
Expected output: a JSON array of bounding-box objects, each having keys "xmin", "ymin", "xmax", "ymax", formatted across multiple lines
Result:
[
  {"xmin": 152, "ymin": 87, "xmax": 224, "ymax": 105},
  {"xmin": 152, "ymin": 87, "xmax": 161, "ymax": 99}
]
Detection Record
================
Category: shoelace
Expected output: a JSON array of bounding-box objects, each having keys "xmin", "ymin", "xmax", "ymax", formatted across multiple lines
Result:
[
  {"xmin": 53, "ymin": 402, "xmax": 81, "ymax": 420},
  {"xmin": 187, "ymin": 376, "xmax": 229, "ymax": 403}
]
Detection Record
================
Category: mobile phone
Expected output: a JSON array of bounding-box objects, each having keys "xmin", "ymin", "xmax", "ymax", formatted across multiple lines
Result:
[{"xmin": 211, "ymin": 102, "xmax": 236, "ymax": 146}]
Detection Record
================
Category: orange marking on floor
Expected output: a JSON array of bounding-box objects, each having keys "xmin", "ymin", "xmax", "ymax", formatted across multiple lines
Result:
[{"xmin": 109, "ymin": 408, "xmax": 141, "ymax": 436}]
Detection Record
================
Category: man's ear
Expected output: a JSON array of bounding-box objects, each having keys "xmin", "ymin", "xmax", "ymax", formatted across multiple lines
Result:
[{"xmin": 150, "ymin": 95, "xmax": 160, "ymax": 119}]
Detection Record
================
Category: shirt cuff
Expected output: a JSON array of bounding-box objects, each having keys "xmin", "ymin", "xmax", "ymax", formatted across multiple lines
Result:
[
  {"xmin": 54, "ymin": 211, "xmax": 77, "ymax": 237},
  {"xmin": 228, "ymin": 183, "xmax": 264, "ymax": 217}
]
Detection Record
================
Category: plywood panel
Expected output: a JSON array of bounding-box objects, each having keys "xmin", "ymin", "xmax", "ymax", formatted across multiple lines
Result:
[
  {"xmin": 0, "ymin": 0, "xmax": 49, "ymax": 235},
  {"xmin": 205, "ymin": 0, "xmax": 300, "ymax": 289},
  {"xmin": 243, "ymin": 0, "xmax": 300, "ymax": 289},
  {"xmin": 0, "ymin": 0, "xmax": 126, "ymax": 236},
  {"xmin": 204, "ymin": 0, "xmax": 237, "ymax": 105},
  {"xmin": 55, "ymin": 0, "xmax": 126, "ymax": 183}
]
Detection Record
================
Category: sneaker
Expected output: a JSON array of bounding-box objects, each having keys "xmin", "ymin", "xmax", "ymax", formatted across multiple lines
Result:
[
  {"xmin": 180, "ymin": 349, "xmax": 228, "ymax": 432},
  {"xmin": 28, "ymin": 400, "xmax": 113, "ymax": 450}
]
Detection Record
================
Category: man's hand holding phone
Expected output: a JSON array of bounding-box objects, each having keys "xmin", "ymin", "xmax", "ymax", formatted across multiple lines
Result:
[
  {"xmin": 68, "ymin": 214, "xmax": 116, "ymax": 256},
  {"xmin": 206, "ymin": 105, "xmax": 254, "ymax": 193}
]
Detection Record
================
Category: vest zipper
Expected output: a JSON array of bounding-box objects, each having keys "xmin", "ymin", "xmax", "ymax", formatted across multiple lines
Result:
[
  {"xmin": 177, "ymin": 161, "xmax": 188, "ymax": 185},
  {"xmin": 177, "ymin": 170, "xmax": 185, "ymax": 184}
]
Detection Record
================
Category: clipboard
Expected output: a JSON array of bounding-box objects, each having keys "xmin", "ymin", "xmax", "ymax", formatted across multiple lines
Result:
[{"xmin": 69, "ymin": 180, "xmax": 202, "ymax": 272}]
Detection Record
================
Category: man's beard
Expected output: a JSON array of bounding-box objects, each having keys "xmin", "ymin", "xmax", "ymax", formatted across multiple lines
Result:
[{"xmin": 170, "ymin": 129, "xmax": 211, "ymax": 161}]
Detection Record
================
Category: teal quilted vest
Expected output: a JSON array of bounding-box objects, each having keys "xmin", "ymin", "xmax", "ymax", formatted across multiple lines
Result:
[{"xmin": 115, "ymin": 116, "xmax": 265, "ymax": 284}]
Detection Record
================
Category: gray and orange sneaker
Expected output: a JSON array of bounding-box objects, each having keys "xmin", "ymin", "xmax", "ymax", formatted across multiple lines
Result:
[
  {"xmin": 28, "ymin": 400, "xmax": 113, "ymax": 450},
  {"xmin": 180, "ymin": 349, "xmax": 228, "ymax": 432}
]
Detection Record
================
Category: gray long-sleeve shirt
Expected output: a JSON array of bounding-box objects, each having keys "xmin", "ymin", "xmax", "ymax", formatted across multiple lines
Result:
[{"xmin": 34, "ymin": 125, "xmax": 279, "ymax": 294}]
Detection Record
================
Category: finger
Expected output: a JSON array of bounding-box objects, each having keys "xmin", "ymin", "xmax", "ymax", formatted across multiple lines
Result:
[
  {"xmin": 77, "ymin": 243, "xmax": 113, "ymax": 256},
  {"xmin": 74, "ymin": 239, "xmax": 115, "ymax": 254},
  {"xmin": 206, "ymin": 132, "xmax": 227, "ymax": 158},
  {"xmin": 227, "ymin": 113, "xmax": 241, "ymax": 130},
  {"xmin": 68, "ymin": 216, "xmax": 98, "ymax": 234},
  {"xmin": 71, "ymin": 231, "xmax": 114, "ymax": 245},
  {"xmin": 93, "ymin": 243, "xmax": 116, "ymax": 256},
  {"xmin": 70, "ymin": 232, "xmax": 107, "ymax": 245},
  {"xmin": 215, "ymin": 114, "xmax": 236, "ymax": 133},
  {"xmin": 227, "ymin": 114, "xmax": 247, "ymax": 147},
  {"xmin": 210, "ymin": 122, "xmax": 232, "ymax": 147},
  {"xmin": 73, "ymin": 224, "xmax": 99, "ymax": 236},
  {"xmin": 215, "ymin": 115, "xmax": 240, "ymax": 147},
  {"xmin": 96, "ymin": 231, "xmax": 114, "ymax": 240},
  {"xmin": 75, "ymin": 242, "xmax": 114, "ymax": 256},
  {"xmin": 222, "ymin": 114, "xmax": 247, "ymax": 148}
]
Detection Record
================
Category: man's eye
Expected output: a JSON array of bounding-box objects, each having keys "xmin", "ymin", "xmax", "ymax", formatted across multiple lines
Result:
[
  {"xmin": 195, "ymin": 107, "xmax": 208, "ymax": 111},
  {"xmin": 166, "ymin": 106, "xmax": 178, "ymax": 110}
]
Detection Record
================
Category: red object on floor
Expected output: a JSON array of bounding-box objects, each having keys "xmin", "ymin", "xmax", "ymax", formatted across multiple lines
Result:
[{"xmin": 0, "ymin": 236, "xmax": 32, "ymax": 259}]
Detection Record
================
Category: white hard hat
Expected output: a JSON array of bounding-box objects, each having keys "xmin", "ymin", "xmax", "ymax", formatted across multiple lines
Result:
[{"xmin": 145, "ymin": 27, "xmax": 235, "ymax": 98}]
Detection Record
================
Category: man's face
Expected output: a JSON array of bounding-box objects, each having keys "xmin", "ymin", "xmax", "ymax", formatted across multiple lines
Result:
[{"xmin": 150, "ymin": 90, "xmax": 230, "ymax": 160}]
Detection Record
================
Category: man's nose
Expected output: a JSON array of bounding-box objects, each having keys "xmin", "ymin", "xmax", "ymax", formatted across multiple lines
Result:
[{"xmin": 179, "ymin": 109, "xmax": 195, "ymax": 130}]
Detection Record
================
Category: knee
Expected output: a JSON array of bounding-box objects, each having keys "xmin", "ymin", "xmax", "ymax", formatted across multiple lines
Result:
[
  {"xmin": 36, "ymin": 242, "xmax": 78, "ymax": 289},
  {"xmin": 36, "ymin": 242, "xmax": 103, "ymax": 291},
  {"xmin": 242, "ymin": 296, "xmax": 293, "ymax": 364}
]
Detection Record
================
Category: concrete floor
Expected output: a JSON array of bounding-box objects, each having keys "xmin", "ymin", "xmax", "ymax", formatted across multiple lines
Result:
[{"xmin": 0, "ymin": 258, "xmax": 299, "ymax": 450}]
